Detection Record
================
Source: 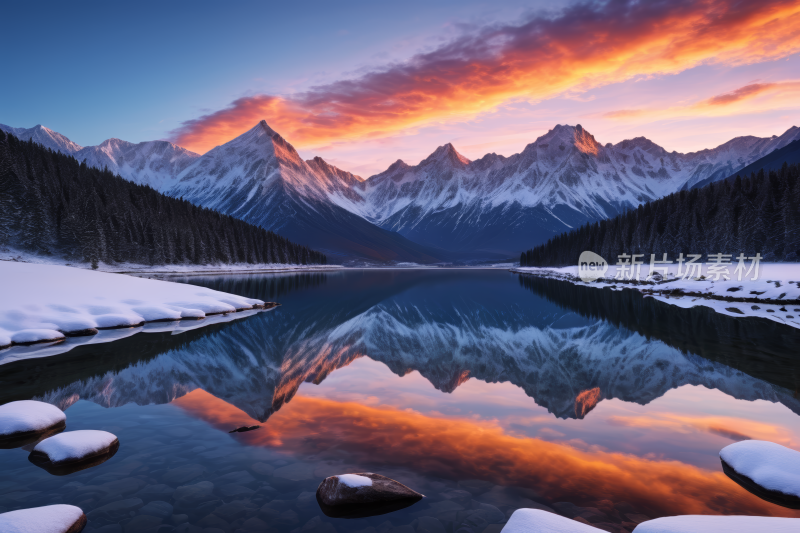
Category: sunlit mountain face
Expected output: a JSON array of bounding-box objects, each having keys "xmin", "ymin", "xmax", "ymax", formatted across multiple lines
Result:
[{"xmin": 4, "ymin": 270, "xmax": 800, "ymax": 529}]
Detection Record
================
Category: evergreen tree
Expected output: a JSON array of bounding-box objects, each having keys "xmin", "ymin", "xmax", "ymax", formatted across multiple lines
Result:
[{"xmin": 520, "ymin": 163, "xmax": 800, "ymax": 266}]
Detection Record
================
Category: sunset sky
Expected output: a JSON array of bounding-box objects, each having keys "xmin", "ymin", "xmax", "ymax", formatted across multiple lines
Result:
[{"xmin": 4, "ymin": 0, "xmax": 800, "ymax": 176}]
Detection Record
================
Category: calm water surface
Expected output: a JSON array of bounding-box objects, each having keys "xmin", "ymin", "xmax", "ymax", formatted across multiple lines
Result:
[{"xmin": 2, "ymin": 269, "xmax": 800, "ymax": 533}]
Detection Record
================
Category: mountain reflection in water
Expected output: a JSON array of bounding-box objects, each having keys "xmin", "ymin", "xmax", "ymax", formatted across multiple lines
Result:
[{"xmin": 2, "ymin": 269, "xmax": 800, "ymax": 527}]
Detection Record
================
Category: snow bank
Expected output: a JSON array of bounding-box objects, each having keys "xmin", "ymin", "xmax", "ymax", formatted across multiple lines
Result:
[
  {"xmin": 0, "ymin": 504, "xmax": 86, "ymax": 533},
  {"xmin": 0, "ymin": 308, "xmax": 263, "ymax": 366},
  {"xmin": 33, "ymin": 429, "xmax": 117, "ymax": 463},
  {"xmin": 0, "ymin": 400, "xmax": 65, "ymax": 436},
  {"xmin": 0, "ymin": 246, "xmax": 341, "ymax": 273},
  {"xmin": 502, "ymin": 509, "xmax": 601, "ymax": 532},
  {"xmin": 0, "ymin": 262, "xmax": 265, "ymax": 348},
  {"xmin": 512, "ymin": 264, "xmax": 800, "ymax": 330},
  {"xmin": 720, "ymin": 440, "xmax": 800, "ymax": 499},
  {"xmin": 338, "ymin": 474, "xmax": 373, "ymax": 488},
  {"xmin": 632, "ymin": 515, "xmax": 800, "ymax": 532}
]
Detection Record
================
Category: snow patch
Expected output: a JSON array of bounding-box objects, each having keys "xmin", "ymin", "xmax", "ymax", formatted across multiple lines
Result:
[
  {"xmin": 0, "ymin": 401, "xmax": 65, "ymax": 435},
  {"xmin": 720, "ymin": 440, "xmax": 800, "ymax": 498},
  {"xmin": 0, "ymin": 262, "xmax": 264, "ymax": 352},
  {"xmin": 33, "ymin": 430, "xmax": 117, "ymax": 463},
  {"xmin": 337, "ymin": 474, "xmax": 373, "ymax": 488}
]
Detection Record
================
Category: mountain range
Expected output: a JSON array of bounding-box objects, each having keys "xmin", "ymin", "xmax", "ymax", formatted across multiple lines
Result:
[{"xmin": 3, "ymin": 121, "xmax": 798, "ymax": 263}]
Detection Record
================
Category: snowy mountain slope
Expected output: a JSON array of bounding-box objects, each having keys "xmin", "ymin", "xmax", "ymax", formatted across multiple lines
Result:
[
  {"xmin": 5, "ymin": 120, "xmax": 799, "ymax": 261},
  {"xmin": 74, "ymin": 138, "xmax": 200, "ymax": 190},
  {"xmin": 349, "ymin": 125, "xmax": 800, "ymax": 255},
  {"xmin": 167, "ymin": 120, "xmax": 445, "ymax": 263},
  {"xmin": 347, "ymin": 125, "xmax": 800, "ymax": 253},
  {"xmin": 0, "ymin": 124, "xmax": 83, "ymax": 154},
  {"xmin": 0, "ymin": 123, "xmax": 199, "ymax": 190}
]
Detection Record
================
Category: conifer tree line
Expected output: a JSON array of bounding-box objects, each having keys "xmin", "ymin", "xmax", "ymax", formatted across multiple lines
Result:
[
  {"xmin": 520, "ymin": 163, "xmax": 800, "ymax": 266},
  {"xmin": 0, "ymin": 130, "xmax": 327, "ymax": 266}
]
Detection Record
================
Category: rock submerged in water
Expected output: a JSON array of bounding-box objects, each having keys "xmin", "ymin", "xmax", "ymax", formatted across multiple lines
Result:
[
  {"xmin": 229, "ymin": 425, "xmax": 261, "ymax": 433},
  {"xmin": 720, "ymin": 440, "xmax": 800, "ymax": 509},
  {"xmin": 0, "ymin": 400, "xmax": 67, "ymax": 449},
  {"xmin": 316, "ymin": 473, "xmax": 423, "ymax": 518},
  {"xmin": 0, "ymin": 504, "xmax": 87, "ymax": 533},
  {"xmin": 29, "ymin": 429, "xmax": 119, "ymax": 476}
]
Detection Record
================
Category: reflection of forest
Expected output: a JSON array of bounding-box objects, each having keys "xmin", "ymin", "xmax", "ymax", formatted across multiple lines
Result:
[{"xmin": 518, "ymin": 275, "xmax": 800, "ymax": 394}]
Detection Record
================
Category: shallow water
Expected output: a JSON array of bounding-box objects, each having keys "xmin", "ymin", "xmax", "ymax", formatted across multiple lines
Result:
[{"xmin": 1, "ymin": 269, "xmax": 800, "ymax": 533}]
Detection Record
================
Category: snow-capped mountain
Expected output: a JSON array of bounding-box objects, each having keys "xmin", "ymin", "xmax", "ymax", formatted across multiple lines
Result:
[
  {"xmin": 346, "ymin": 125, "xmax": 800, "ymax": 255},
  {"xmin": 0, "ymin": 123, "xmax": 198, "ymax": 190},
  {"xmin": 75, "ymin": 138, "xmax": 199, "ymax": 190},
  {"xmin": 168, "ymin": 120, "xmax": 443, "ymax": 263},
  {"xmin": 4, "ymin": 120, "xmax": 799, "ymax": 260},
  {"xmin": 0, "ymin": 123, "xmax": 83, "ymax": 154}
]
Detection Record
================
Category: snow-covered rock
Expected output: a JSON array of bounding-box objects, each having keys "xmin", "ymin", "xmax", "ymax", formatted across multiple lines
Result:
[
  {"xmin": 0, "ymin": 400, "xmax": 66, "ymax": 448},
  {"xmin": 0, "ymin": 504, "xmax": 87, "ymax": 533},
  {"xmin": 30, "ymin": 430, "xmax": 119, "ymax": 475},
  {"xmin": 316, "ymin": 472, "xmax": 423, "ymax": 517},
  {"xmin": 0, "ymin": 262, "xmax": 265, "ymax": 351},
  {"xmin": 632, "ymin": 515, "xmax": 800, "ymax": 532},
  {"xmin": 502, "ymin": 508, "xmax": 600, "ymax": 532},
  {"xmin": 720, "ymin": 440, "xmax": 800, "ymax": 508}
]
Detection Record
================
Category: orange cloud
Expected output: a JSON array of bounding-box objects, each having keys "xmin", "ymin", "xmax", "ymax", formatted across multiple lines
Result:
[
  {"xmin": 703, "ymin": 83, "xmax": 778, "ymax": 105},
  {"xmin": 173, "ymin": 389, "xmax": 800, "ymax": 518},
  {"xmin": 170, "ymin": 0, "xmax": 800, "ymax": 154},
  {"xmin": 603, "ymin": 79, "xmax": 800, "ymax": 121},
  {"xmin": 607, "ymin": 413, "xmax": 796, "ymax": 446}
]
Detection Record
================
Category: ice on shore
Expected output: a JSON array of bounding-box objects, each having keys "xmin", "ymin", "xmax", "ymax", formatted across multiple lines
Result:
[
  {"xmin": 0, "ymin": 262, "xmax": 265, "ymax": 348},
  {"xmin": 502, "ymin": 509, "xmax": 601, "ymax": 532},
  {"xmin": 513, "ymin": 263, "xmax": 800, "ymax": 330},
  {"xmin": 0, "ymin": 504, "xmax": 86, "ymax": 533},
  {"xmin": 632, "ymin": 515, "xmax": 800, "ymax": 532},
  {"xmin": 0, "ymin": 400, "xmax": 66, "ymax": 436}
]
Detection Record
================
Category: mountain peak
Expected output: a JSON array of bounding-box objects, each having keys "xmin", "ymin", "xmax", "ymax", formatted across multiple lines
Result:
[
  {"xmin": 387, "ymin": 159, "xmax": 409, "ymax": 172},
  {"xmin": 259, "ymin": 119, "xmax": 279, "ymax": 137},
  {"xmin": 421, "ymin": 142, "xmax": 470, "ymax": 168},
  {"xmin": 533, "ymin": 124, "xmax": 601, "ymax": 156}
]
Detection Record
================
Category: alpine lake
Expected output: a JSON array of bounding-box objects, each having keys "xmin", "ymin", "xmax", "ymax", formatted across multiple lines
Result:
[{"xmin": 2, "ymin": 269, "xmax": 800, "ymax": 533}]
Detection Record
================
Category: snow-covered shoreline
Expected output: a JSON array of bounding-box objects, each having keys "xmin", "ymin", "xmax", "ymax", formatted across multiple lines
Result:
[
  {"xmin": 0, "ymin": 247, "xmax": 342, "ymax": 275},
  {"xmin": 511, "ymin": 264, "xmax": 800, "ymax": 330},
  {"xmin": 0, "ymin": 262, "xmax": 276, "ymax": 353}
]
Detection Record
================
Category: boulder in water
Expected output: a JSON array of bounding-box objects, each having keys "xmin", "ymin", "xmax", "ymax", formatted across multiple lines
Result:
[
  {"xmin": 720, "ymin": 440, "xmax": 800, "ymax": 509},
  {"xmin": 29, "ymin": 429, "xmax": 119, "ymax": 475},
  {"xmin": 316, "ymin": 473, "xmax": 423, "ymax": 518},
  {"xmin": 0, "ymin": 400, "xmax": 67, "ymax": 449}
]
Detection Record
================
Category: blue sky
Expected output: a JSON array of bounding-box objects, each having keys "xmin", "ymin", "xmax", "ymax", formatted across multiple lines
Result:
[{"xmin": 3, "ymin": 0, "xmax": 799, "ymax": 176}]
